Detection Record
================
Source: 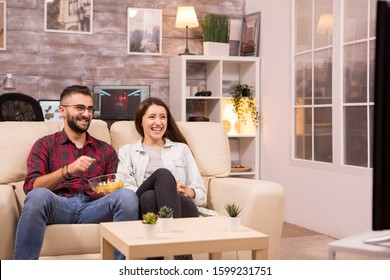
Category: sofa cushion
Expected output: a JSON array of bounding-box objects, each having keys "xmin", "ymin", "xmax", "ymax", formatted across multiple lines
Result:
[
  {"xmin": 0, "ymin": 120, "xmax": 111, "ymax": 184},
  {"xmin": 0, "ymin": 122, "xmax": 63, "ymax": 184},
  {"xmin": 41, "ymin": 224, "xmax": 100, "ymax": 257},
  {"xmin": 178, "ymin": 122, "xmax": 231, "ymax": 178},
  {"xmin": 0, "ymin": 185, "xmax": 19, "ymax": 259},
  {"xmin": 87, "ymin": 120, "xmax": 111, "ymax": 145},
  {"xmin": 110, "ymin": 121, "xmax": 231, "ymax": 178},
  {"xmin": 110, "ymin": 121, "xmax": 139, "ymax": 151}
]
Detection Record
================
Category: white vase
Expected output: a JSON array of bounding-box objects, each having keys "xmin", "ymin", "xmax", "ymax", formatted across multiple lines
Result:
[
  {"xmin": 226, "ymin": 216, "xmax": 241, "ymax": 232},
  {"xmin": 142, "ymin": 223, "xmax": 158, "ymax": 239},
  {"xmin": 203, "ymin": 42, "xmax": 230, "ymax": 56},
  {"xmin": 158, "ymin": 217, "xmax": 173, "ymax": 233}
]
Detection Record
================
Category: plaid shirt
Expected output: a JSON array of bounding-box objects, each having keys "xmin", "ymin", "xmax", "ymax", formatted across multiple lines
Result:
[{"xmin": 23, "ymin": 129, "xmax": 118, "ymax": 198}]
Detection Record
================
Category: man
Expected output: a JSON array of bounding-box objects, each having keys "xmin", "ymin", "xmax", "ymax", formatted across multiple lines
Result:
[{"xmin": 14, "ymin": 85, "xmax": 139, "ymax": 259}]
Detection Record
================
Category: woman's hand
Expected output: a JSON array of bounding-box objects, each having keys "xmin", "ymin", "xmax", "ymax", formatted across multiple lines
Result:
[{"xmin": 176, "ymin": 180, "xmax": 195, "ymax": 199}]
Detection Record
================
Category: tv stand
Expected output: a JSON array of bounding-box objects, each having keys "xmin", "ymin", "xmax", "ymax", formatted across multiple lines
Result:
[
  {"xmin": 363, "ymin": 234, "xmax": 390, "ymax": 245},
  {"xmin": 328, "ymin": 230, "xmax": 390, "ymax": 259}
]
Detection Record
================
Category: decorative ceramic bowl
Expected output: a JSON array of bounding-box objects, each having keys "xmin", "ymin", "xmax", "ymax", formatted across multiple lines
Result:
[{"xmin": 88, "ymin": 173, "xmax": 124, "ymax": 195}]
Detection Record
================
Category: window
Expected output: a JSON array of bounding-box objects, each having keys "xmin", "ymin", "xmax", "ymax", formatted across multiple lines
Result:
[
  {"xmin": 69, "ymin": 0, "xmax": 78, "ymax": 16},
  {"xmin": 342, "ymin": 0, "xmax": 376, "ymax": 167},
  {"xmin": 294, "ymin": 0, "xmax": 376, "ymax": 168},
  {"xmin": 294, "ymin": 0, "xmax": 333, "ymax": 162}
]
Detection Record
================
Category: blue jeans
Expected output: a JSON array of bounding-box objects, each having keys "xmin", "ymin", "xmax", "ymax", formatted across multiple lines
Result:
[{"xmin": 14, "ymin": 188, "xmax": 139, "ymax": 260}]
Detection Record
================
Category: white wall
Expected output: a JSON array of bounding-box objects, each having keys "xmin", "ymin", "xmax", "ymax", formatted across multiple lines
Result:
[{"xmin": 246, "ymin": 0, "xmax": 373, "ymax": 239}]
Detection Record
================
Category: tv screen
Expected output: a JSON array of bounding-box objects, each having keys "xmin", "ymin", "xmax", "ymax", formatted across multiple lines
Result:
[
  {"xmin": 92, "ymin": 85, "xmax": 150, "ymax": 120},
  {"xmin": 371, "ymin": 0, "xmax": 390, "ymax": 236}
]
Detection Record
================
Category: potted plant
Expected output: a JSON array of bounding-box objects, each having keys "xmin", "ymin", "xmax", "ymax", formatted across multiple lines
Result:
[
  {"xmin": 225, "ymin": 202, "xmax": 242, "ymax": 231},
  {"xmin": 158, "ymin": 206, "xmax": 174, "ymax": 233},
  {"xmin": 232, "ymin": 83, "xmax": 260, "ymax": 129},
  {"xmin": 202, "ymin": 13, "xmax": 229, "ymax": 56},
  {"xmin": 142, "ymin": 212, "xmax": 158, "ymax": 239}
]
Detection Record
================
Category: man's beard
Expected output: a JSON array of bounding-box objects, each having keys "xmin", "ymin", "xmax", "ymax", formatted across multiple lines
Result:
[{"xmin": 67, "ymin": 115, "xmax": 91, "ymax": 133}]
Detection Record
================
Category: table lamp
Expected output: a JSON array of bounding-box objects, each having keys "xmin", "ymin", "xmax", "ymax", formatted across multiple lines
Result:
[
  {"xmin": 175, "ymin": 6, "xmax": 199, "ymax": 55},
  {"xmin": 316, "ymin": 13, "xmax": 333, "ymax": 34},
  {"xmin": 222, "ymin": 103, "xmax": 239, "ymax": 135},
  {"xmin": 316, "ymin": 13, "xmax": 332, "ymax": 45}
]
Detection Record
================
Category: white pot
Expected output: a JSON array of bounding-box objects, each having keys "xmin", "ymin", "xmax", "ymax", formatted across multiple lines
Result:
[
  {"xmin": 142, "ymin": 223, "xmax": 158, "ymax": 239},
  {"xmin": 158, "ymin": 217, "xmax": 173, "ymax": 233},
  {"xmin": 203, "ymin": 42, "xmax": 230, "ymax": 56},
  {"xmin": 226, "ymin": 216, "xmax": 241, "ymax": 232}
]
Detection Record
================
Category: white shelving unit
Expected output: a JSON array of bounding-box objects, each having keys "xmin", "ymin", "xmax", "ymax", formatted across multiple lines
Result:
[{"xmin": 169, "ymin": 55, "xmax": 260, "ymax": 179}]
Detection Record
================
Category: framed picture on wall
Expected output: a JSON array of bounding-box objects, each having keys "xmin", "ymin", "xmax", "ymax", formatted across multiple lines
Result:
[
  {"xmin": 0, "ymin": 1, "xmax": 6, "ymax": 50},
  {"xmin": 44, "ymin": 0, "xmax": 93, "ymax": 34},
  {"xmin": 239, "ymin": 12, "xmax": 261, "ymax": 57},
  {"xmin": 127, "ymin": 8, "xmax": 162, "ymax": 56},
  {"xmin": 38, "ymin": 100, "xmax": 62, "ymax": 122}
]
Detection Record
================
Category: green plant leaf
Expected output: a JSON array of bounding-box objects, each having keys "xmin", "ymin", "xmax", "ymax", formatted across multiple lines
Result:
[
  {"xmin": 142, "ymin": 212, "xmax": 158, "ymax": 224},
  {"xmin": 158, "ymin": 206, "xmax": 174, "ymax": 218},
  {"xmin": 225, "ymin": 202, "xmax": 242, "ymax": 217},
  {"xmin": 231, "ymin": 83, "xmax": 260, "ymax": 126},
  {"xmin": 202, "ymin": 13, "xmax": 229, "ymax": 43}
]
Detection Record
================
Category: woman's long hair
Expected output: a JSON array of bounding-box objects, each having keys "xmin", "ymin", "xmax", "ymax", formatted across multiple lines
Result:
[{"xmin": 134, "ymin": 97, "xmax": 188, "ymax": 145}]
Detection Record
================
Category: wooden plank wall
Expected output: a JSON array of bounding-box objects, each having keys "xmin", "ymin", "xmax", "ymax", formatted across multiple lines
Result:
[{"xmin": 0, "ymin": 0, "xmax": 245, "ymax": 105}]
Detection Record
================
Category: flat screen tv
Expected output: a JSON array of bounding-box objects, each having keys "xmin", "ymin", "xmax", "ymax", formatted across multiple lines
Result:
[
  {"xmin": 365, "ymin": 0, "xmax": 390, "ymax": 244},
  {"xmin": 92, "ymin": 85, "xmax": 150, "ymax": 120}
]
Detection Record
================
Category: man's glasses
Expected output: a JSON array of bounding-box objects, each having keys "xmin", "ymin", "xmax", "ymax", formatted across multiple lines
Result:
[{"xmin": 61, "ymin": 104, "xmax": 95, "ymax": 114}]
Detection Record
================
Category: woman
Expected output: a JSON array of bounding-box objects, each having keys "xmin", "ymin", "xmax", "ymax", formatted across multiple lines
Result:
[{"xmin": 117, "ymin": 97, "xmax": 206, "ymax": 221}]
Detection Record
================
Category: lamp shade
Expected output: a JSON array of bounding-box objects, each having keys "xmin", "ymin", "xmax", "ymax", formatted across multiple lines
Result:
[
  {"xmin": 223, "ymin": 103, "xmax": 238, "ymax": 120},
  {"xmin": 175, "ymin": 6, "xmax": 199, "ymax": 28},
  {"xmin": 3, "ymin": 74, "xmax": 15, "ymax": 89},
  {"xmin": 316, "ymin": 13, "xmax": 333, "ymax": 33}
]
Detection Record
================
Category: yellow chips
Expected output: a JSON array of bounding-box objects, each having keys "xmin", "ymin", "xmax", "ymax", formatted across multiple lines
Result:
[{"xmin": 94, "ymin": 180, "xmax": 124, "ymax": 195}]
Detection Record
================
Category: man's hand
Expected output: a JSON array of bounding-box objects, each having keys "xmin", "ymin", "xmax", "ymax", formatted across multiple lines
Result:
[
  {"xmin": 89, "ymin": 190, "xmax": 106, "ymax": 200},
  {"xmin": 32, "ymin": 156, "xmax": 96, "ymax": 190},
  {"xmin": 67, "ymin": 156, "xmax": 96, "ymax": 175}
]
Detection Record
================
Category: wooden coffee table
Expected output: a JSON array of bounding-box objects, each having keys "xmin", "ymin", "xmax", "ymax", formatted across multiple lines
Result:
[{"xmin": 100, "ymin": 216, "xmax": 268, "ymax": 260}]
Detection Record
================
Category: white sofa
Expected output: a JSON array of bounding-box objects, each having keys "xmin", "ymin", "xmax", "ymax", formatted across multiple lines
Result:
[{"xmin": 0, "ymin": 120, "xmax": 284, "ymax": 260}]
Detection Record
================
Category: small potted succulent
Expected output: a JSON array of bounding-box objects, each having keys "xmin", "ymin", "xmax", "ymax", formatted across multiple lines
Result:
[
  {"xmin": 142, "ymin": 212, "xmax": 158, "ymax": 239},
  {"xmin": 158, "ymin": 206, "xmax": 174, "ymax": 233},
  {"xmin": 225, "ymin": 202, "xmax": 242, "ymax": 231}
]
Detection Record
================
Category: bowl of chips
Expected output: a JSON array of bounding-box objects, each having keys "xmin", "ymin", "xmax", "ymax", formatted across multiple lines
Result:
[{"xmin": 88, "ymin": 173, "xmax": 125, "ymax": 195}]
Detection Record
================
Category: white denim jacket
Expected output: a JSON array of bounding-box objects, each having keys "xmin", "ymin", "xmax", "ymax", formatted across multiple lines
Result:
[{"xmin": 116, "ymin": 138, "xmax": 206, "ymax": 206}]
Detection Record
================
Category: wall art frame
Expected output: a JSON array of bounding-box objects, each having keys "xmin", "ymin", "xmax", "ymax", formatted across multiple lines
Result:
[
  {"xmin": 239, "ymin": 12, "xmax": 261, "ymax": 57},
  {"xmin": 38, "ymin": 99, "xmax": 62, "ymax": 122},
  {"xmin": 127, "ymin": 8, "xmax": 162, "ymax": 56},
  {"xmin": 44, "ymin": 0, "xmax": 93, "ymax": 34},
  {"xmin": 0, "ymin": 1, "xmax": 6, "ymax": 50}
]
